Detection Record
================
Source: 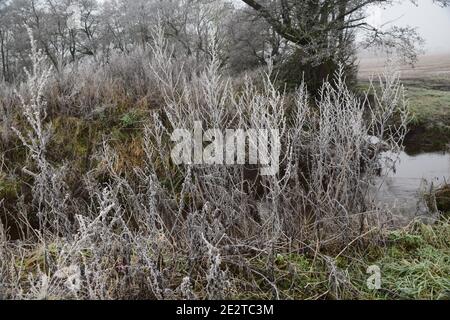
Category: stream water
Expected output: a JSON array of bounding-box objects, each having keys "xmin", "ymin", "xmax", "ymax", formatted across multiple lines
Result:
[{"xmin": 373, "ymin": 151, "xmax": 450, "ymax": 224}]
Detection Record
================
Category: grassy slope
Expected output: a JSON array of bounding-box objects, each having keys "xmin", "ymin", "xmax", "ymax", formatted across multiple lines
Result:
[
  {"xmin": 240, "ymin": 219, "xmax": 450, "ymax": 300},
  {"xmin": 357, "ymin": 78, "xmax": 450, "ymax": 153},
  {"xmin": 356, "ymin": 220, "xmax": 450, "ymax": 299},
  {"xmin": 407, "ymin": 86, "xmax": 450, "ymax": 125},
  {"xmin": 403, "ymin": 79, "xmax": 450, "ymax": 153},
  {"xmin": 358, "ymin": 52, "xmax": 450, "ymax": 153}
]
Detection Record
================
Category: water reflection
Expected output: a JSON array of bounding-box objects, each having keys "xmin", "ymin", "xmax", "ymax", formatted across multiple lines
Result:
[{"xmin": 373, "ymin": 151, "xmax": 450, "ymax": 223}]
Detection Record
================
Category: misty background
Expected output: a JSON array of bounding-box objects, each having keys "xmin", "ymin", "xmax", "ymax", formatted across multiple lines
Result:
[{"xmin": 366, "ymin": 0, "xmax": 450, "ymax": 54}]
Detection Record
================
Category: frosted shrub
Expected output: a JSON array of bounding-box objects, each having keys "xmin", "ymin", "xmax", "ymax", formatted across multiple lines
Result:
[
  {"xmin": 204, "ymin": 234, "xmax": 229, "ymax": 300},
  {"xmin": 0, "ymin": 82, "xmax": 16, "ymax": 143},
  {"xmin": 130, "ymin": 26, "xmax": 408, "ymax": 297},
  {"xmin": 145, "ymin": 29, "xmax": 408, "ymax": 243},
  {"xmin": 304, "ymin": 67, "xmax": 409, "ymax": 243},
  {"xmin": 12, "ymin": 29, "xmax": 71, "ymax": 235},
  {"xmin": 0, "ymin": 25, "xmax": 410, "ymax": 300}
]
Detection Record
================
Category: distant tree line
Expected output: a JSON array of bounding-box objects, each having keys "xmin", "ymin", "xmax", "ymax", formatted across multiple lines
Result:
[{"xmin": 0, "ymin": 0, "xmax": 448, "ymax": 87}]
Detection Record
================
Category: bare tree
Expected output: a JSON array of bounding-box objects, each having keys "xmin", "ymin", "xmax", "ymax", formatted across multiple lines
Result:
[{"xmin": 239, "ymin": 0, "xmax": 445, "ymax": 65}]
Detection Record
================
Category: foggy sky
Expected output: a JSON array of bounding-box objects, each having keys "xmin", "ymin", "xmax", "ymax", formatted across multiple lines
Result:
[{"xmin": 366, "ymin": 0, "xmax": 450, "ymax": 54}]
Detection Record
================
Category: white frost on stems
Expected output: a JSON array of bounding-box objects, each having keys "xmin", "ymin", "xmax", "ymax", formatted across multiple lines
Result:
[
  {"xmin": 0, "ymin": 23, "xmax": 410, "ymax": 299},
  {"xmin": 12, "ymin": 27, "xmax": 71, "ymax": 234}
]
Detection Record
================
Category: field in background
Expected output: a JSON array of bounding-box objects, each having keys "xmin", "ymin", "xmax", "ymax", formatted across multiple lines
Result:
[
  {"xmin": 359, "ymin": 53, "xmax": 450, "ymax": 153},
  {"xmin": 358, "ymin": 53, "xmax": 450, "ymax": 82}
]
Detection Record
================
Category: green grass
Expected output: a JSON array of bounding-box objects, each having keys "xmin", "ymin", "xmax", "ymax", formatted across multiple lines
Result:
[
  {"xmin": 0, "ymin": 175, "xmax": 19, "ymax": 201},
  {"xmin": 357, "ymin": 78, "xmax": 450, "ymax": 152},
  {"xmin": 364, "ymin": 221, "xmax": 450, "ymax": 299},
  {"xmin": 406, "ymin": 86, "xmax": 450, "ymax": 126},
  {"xmin": 237, "ymin": 219, "xmax": 450, "ymax": 300},
  {"xmin": 345, "ymin": 220, "xmax": 450, "ymax": 300},
  {"xmin": 404, "ymin": 85, "xmax": 450, "ymax": 153}
]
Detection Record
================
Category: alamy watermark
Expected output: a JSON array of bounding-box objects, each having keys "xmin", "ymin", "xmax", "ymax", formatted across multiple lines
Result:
[
  {"xmin": 170, "ymin": 121, "xmax": 280, "ymax": 175},
  {"xmin": 366, "ymin": 265, "xmax": 381, "ymax": 290}
]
